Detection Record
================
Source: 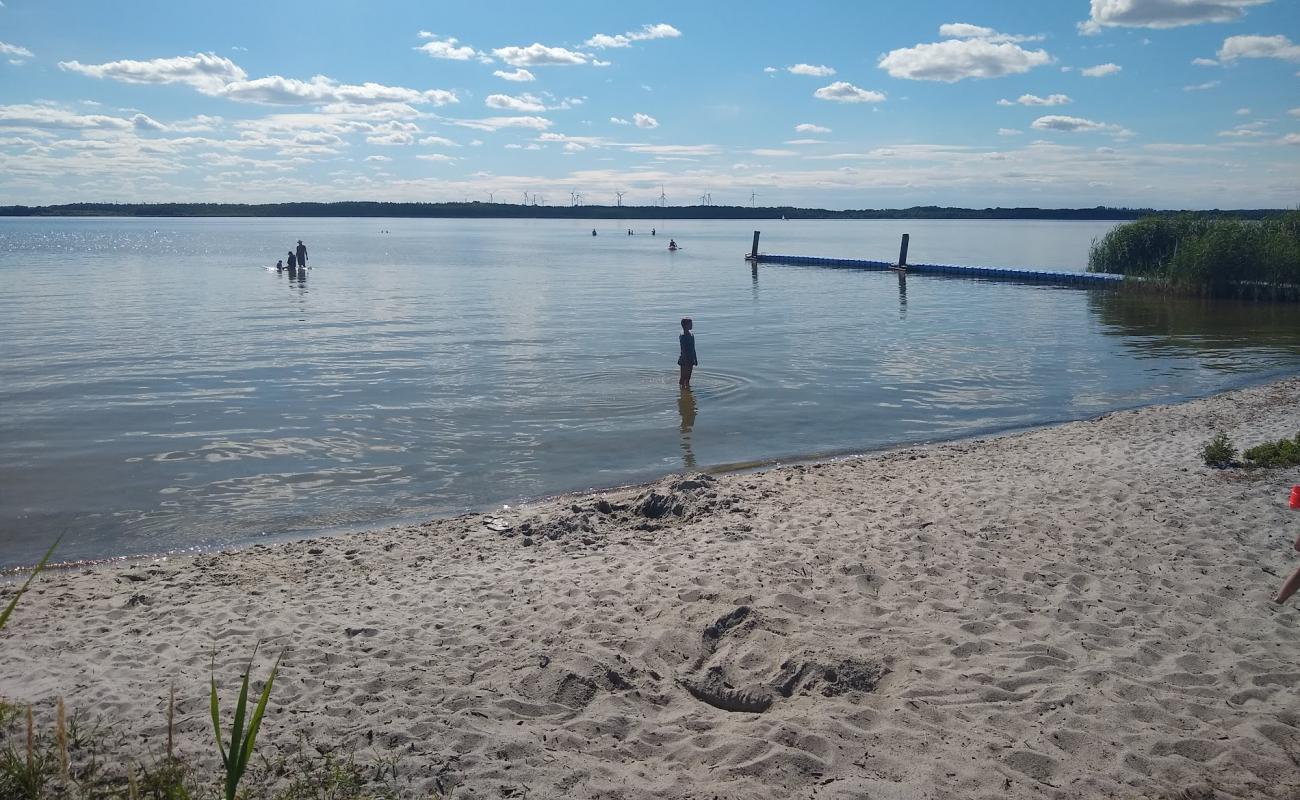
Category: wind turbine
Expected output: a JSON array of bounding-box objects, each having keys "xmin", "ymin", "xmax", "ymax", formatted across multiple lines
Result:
[
  {"xmin": 750, "ymin": 192, "xmax": 758, "ymax": 208},
  {"xmin": 522, "ymin": 191, "xmax": 529, "ymax": 205},
  {"xmin": 659, "ymin": 186, "xmax": 667, "ymax": 207},
  {"xmin": 615, "ymin": 191, "xmax": 625, "ymax": 207}
]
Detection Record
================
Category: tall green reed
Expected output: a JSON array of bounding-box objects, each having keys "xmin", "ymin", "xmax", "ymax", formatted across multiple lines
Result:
[{"xmin": 211, "ymin": 644, "xmax": 281, "ymax": 800}]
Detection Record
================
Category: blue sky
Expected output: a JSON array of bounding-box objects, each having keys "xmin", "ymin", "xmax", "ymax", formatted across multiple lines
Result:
[{"xmin": 1, "ymin": 0, "xmax": 1297, "ymax": 208}]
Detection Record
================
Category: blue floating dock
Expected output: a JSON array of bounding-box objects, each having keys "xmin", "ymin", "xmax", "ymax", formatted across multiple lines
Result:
[{"xmin": 749, "ymin": 254, "xmax": 1124, "ymax": 287}]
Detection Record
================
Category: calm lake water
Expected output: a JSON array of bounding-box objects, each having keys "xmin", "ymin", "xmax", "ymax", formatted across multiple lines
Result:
[{"xmin": 3, "ymin": 217, "xmax": 1299, "ymax": 568}]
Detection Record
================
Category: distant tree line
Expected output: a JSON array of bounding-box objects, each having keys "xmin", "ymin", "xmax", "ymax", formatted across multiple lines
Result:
[{"xmin": 0, "ymin": 202, "xmax": 1286, "ymax": 221}]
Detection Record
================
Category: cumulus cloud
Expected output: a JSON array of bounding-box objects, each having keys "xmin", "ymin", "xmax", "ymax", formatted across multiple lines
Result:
[
  {"xmin": 131, "ymin": 113, "xmax": 167, "ymax": 131},
  {"xmin": 364, "ymin": 155, "xmax": 391, "ymax": 162},
  {"xmin": 492, "ymin": 43, "xmax": 588, "ymax": 67},
  {"xmin": 1290, "ymin": 107, "xmax": 1300, "ymax": 117},
  {"xmin": 59, "ymin": 53, "xmax": 247, "ymax": 93},
  {"xmin": 367, "ymin": 131, "xmax": 415, "ymax": 145},
  {"xmin": 878, "ymin": 26, "xmax": 1052, "ymax": 82},
  {"xmin": 416, "ymin": 153, "xmax": 455, "ymax": 162},
  {"xmin": 763, "ymin": 66, "xmax": 778, "ymax": 74},
  {"xmin": 219, "ymin": 75, "xmax": 457, "ymax": 106},
  {"xmin": 1184, "ymin": 80, "xmax": 1221, "ymax": 90},
  {"xmin": 1280, "ymin": 133, "xmax": 1300, "ymax": 145},
  {"xmin": 0, "ymin": 41, "xmax": 33, "ymax": 63},
  {"xmin": 1000, "ymin": 93, "xmax": 1072, "ymax": 106},
  {"xmin": 485, "ymin": 93, "xmax": 547, "ymax": 112},
  {"xmin": 787, "ymin": 63, "xmax": 835, "ymax": 77},
  {"xmin": 493, "ymin": 68, "xmax": 535, "ymax": 82},
  {"xmin": 633, "ymin": 112, "xmax": 659, "ymax": 129},
  {"xmin": 416, "ymin": 35, "xmax": 479, "ymax": 61},
  {"xmin": 1192, "ymin": 57, "xmax": 1220, "ymax": 66},
  {"xmin": 813, "ymin": 82, "xmax": 886, "ymax": 103},
  {"xmin": 1217, "ymin": 34, "xmax": 1300, "ymax": 63},
  {"xmin": 0, "ymin": 103, "xmax": 136, "ymax": 130},
  {"xmin": 1080, "ymin": 0, "xmax": 1271, "ymax": 34},
  {"xmin": 584, "ymin": 23, "xmax": 681, "ymax": 49},
  {"xmin": 418, "ymin": 135, "xmax": 458, "ymax": 146},
  {"xmin": 1081, "ymin": 62, "xmax": 1122, "ymax": 77},
  {"xmin": 796, "ymin": 123, "xmax": 831, "ymax": 133},
  {"xmin": 610, "ymin": 116, "xmax": 630, "ymax": 125},
  {"xmin": 1032, "ymin": 114, "xmax": 1131, "ymax": 136},
  {"xmin": 58, "ymin": 53, "xmax": 457, "ymax": 108}
]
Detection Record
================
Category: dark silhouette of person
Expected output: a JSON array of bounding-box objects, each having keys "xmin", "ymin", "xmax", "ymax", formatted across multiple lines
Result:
[
  {"xmin": 296, "ymin": 240, "xmax": 308, "ymax": 269},
  {"xmin": 275, "ymin": 259, "xmax": 284, "ymax": 273},
  {"xmin": 651, "ymin": 228, "xmax": 656, "ymax": 236},
  {"xmin": 592, "ymin": 229, "xmax": 597, "ymax": 236},
  {"xmin": 287, "ymin": 250, "xmax": 297, "ymax": 275},
  {"xmin": 678, "ymin": 317, "xmax": 698, "ymax": 389}
]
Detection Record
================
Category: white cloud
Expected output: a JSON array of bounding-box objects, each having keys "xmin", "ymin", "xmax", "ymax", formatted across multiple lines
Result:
[
  {"xmin": 1002, "ymin": 93, "xmax": 1072, "ymax": 106},
  {"xmin": 492, "ymin": 43, "xmax": 588, "ymax": 67},
  {"xmin": 59, "ymin": 53, "xmax": 247, "ymax": 93},
  {"xmin": 367, "ymin": 131, "xmax": 414, "ymax": 145},
  {"xmin": 0, "ymin": 103, "xmax": 135, "ymax": 130},
  {"xmin": 592, "ymin": 59, "xmax": 611, "ymax": 67},
  {"xmin": 445, "ymin": 115, "xmax": 552, "ymax": 132},
  {"xmin": 795, "ymin": 123, "xmax": 831, "ymax": 133},
  {"xmin": 787, "ymin": 63, "xmax": 835, "ymax": 77},
  {"xmin": 219, "ymin": 75, "xmax": 457, "ymax": 106},
  {"xmin": 416, "ymin": 36, "xmax": 478, "ymax": 61},
  {"xmin": 1217, "ymin": 34, "xmax": 1300, "ymax": 63},
  {"xmin": 937, "ymin": 23, "xmax": 1044, "ymax": 43},
  {"xmin": 418, "ymin": 135, "xmax": 458, "ymax": 146},
  {"xmin": 1183, "ymin": 80, "xmax": 1221, "ymax": 90},
  {"xmin": 813, "ymin": 81, "xmax": 886, "ymax": 103},
  {"xmin": 998, "ymin": 128, "xmax": 1023, "ymax": 136},
  {"xmin": 1192, "ymin": 57, "xmax": 1220, "ymax": 66},
  {"xmin": 1289, "ymin": 107, "xmax": 1300, "ymax": 117},
  {"xmin": 131, "ymin": 113, "xmax": 167, "ymax": 131},
  {"xmin": 485, "ymin": 93, "xmax": 547, "ymax": 112},
  {"xmin": 0, "ymin": 41, "xmax": 33, "ymax": 63},
  {"xmin": 1235, "ymin": 107, "xmax": 1252, "ymax": 115},
  {"xmin": 1080, "ymin": 0, "xmax": 1271, "ymax": 34},
  {"xmin": 58, "ymin": 53, "xmax": 456, "ymax": 107},
  {"xmin": 585, "ymin": 23, "xmax": 681, "ymax": 49},
  {"xmin": 493, "ymin": 68, "xmax": 535, "ymax": 82},
  {"xmin": 1032, "ymin": 114, "xmax": 1131, "ymax": 136},
  {"xmin": 784, "ymin": 138, "xmax": 825, "ymax": 145},
  {"xmin": 633, "ymin": 112, "xmax": 658, "ymax": 129},
  {"xmin": 763, "ymin": 66, "xmax": 778, "ymax": 74},
  {"xmin": 364, "ymin": 155, "xmax": 391, "ymax": 162},
  {"xmin": 751, "ymin": 148, "xmax": 798, "ymax": 157},
  {"xmin": 1081, "ymin": 62, "xmax": 1122, "ymax": 77},
  {"xmin": 563, "ymin": 141, "xmax": 584, "ymax": 152},
  {"xmin": 416, "ymin": 153, "xmax": 455, "ymax": 162},
  {"xmin": 610, "ymin": 116, "xmax": 630, "ymax": 125},
  {"xmin": 879, "ymin": 26, "xmax": 1052, "ymax": 82},
  {"xmin": 1279, "ymin": 133, "xmax": 1300, "ymax": 145}
]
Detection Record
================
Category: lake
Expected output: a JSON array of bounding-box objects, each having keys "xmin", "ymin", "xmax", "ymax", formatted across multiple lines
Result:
[{"xmin": 2, "ymin": 217, "xmax": 1299, "ymax": 568}]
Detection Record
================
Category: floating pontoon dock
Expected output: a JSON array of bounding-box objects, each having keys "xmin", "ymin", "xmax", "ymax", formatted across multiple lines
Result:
[{"xmin": 744, "ymin": 231, "xmax": 1124, "ymax": 287}]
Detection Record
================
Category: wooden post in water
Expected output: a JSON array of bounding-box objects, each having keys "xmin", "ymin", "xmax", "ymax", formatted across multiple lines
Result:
[
  {"xmin": 750, "ymin": 230, "xmax": 761, "ymax": 260},
  {"xmin": 897, "ymin": 233, "xmax": 910, "ymax": 268}
]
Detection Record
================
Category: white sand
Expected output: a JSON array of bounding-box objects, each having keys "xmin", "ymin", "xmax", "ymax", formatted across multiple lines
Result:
[{"xmin": 4, "ymin": 378, "xmax": 1300, "ymax": 799}]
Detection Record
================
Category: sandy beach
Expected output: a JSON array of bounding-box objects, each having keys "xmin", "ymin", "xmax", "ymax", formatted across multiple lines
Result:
[{"xmin": 3, "ymin": 377, "xmax": 1300, "ymax": 799}]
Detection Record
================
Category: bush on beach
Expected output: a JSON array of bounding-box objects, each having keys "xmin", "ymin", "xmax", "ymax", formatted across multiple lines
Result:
[{"xmin": 1089, "ymin": 211, "xmax": 1300, "ymax": 300}]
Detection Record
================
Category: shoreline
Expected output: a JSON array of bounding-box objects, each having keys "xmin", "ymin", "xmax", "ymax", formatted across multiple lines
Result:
[
  {"xmin": 3, "ymin": 377, "xmax": 1300, "ymax": 798},
  {"xmin": 10, "ymin": 366, "xmax": 1299, "ymax": 577}
]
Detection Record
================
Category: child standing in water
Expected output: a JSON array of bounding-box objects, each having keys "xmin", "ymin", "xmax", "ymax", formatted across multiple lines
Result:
[{"xmin": 678, "ymin": 317, "xmax": 698, "ymax": 389}]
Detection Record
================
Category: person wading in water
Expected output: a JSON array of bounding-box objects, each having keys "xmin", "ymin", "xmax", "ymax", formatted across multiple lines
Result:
[{"xmin": 678, "ymin": 317, "xmax": 698, "ymax": 389}]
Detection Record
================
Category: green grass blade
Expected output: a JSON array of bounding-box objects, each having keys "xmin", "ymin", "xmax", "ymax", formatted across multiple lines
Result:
[
  {"xmin": 227, "ymin": 666, "xmax": 250, "ymax": 789},
  {"xmin": 210, "ymin": 668, "xmax": 228, "ymax": 767},
  {"xmin": 236, "ymin": 652, "xmax": 281, "ymax": 776},
  {"xmin": 0, "ymin": 537, "xmax": 60, "ymax": 632}
]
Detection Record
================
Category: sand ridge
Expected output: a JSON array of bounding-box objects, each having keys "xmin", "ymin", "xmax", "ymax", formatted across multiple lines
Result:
[{"xmin": 3, "ymin": 378, "xmax": 1300, "ymax": 798}]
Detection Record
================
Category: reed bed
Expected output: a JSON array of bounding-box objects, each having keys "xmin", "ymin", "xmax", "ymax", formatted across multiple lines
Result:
[{"xmin": 1089, "ymin": 211, "xmax": 1300, "ymax": 300}]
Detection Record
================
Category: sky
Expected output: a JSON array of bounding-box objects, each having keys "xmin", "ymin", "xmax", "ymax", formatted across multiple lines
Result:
[{"xmin": 0, "ymin": 0, "xmax": 1297, "ymax": 209}]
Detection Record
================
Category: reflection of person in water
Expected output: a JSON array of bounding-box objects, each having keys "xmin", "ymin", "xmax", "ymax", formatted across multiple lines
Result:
[
  {"xmin": 677, "ymin": 317, "xmax": 698, "ymax": 389},
  {"xmin": 678, "ymin": 387, "xmax": 697, "ymax": 469}
]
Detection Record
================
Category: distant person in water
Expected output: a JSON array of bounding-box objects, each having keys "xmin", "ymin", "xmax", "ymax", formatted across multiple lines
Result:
[
  {"xmin": 592, "ymin": 229, "xmax": 597, "ymax": 236},
  {"xmin": 287, "ymin": 251, "xmax": 297, "ymax": 273},
  {"xmin": 651, "ymin": 228, "xmax": 656, "ymax": 236},
  {"xmin": 275, "ymin": 259, "xmax": 284, "ymax": 272},
  {"xmin": 296, "ymin": 240, "xmax": 308, "ymax": 269},
  {"xmin": 669, "ymin": 239, "xmax": 678, "ymax": 249},
  {"xmin": 678, "ymin": 317, "xmax": 698, "ymax": 389}
]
